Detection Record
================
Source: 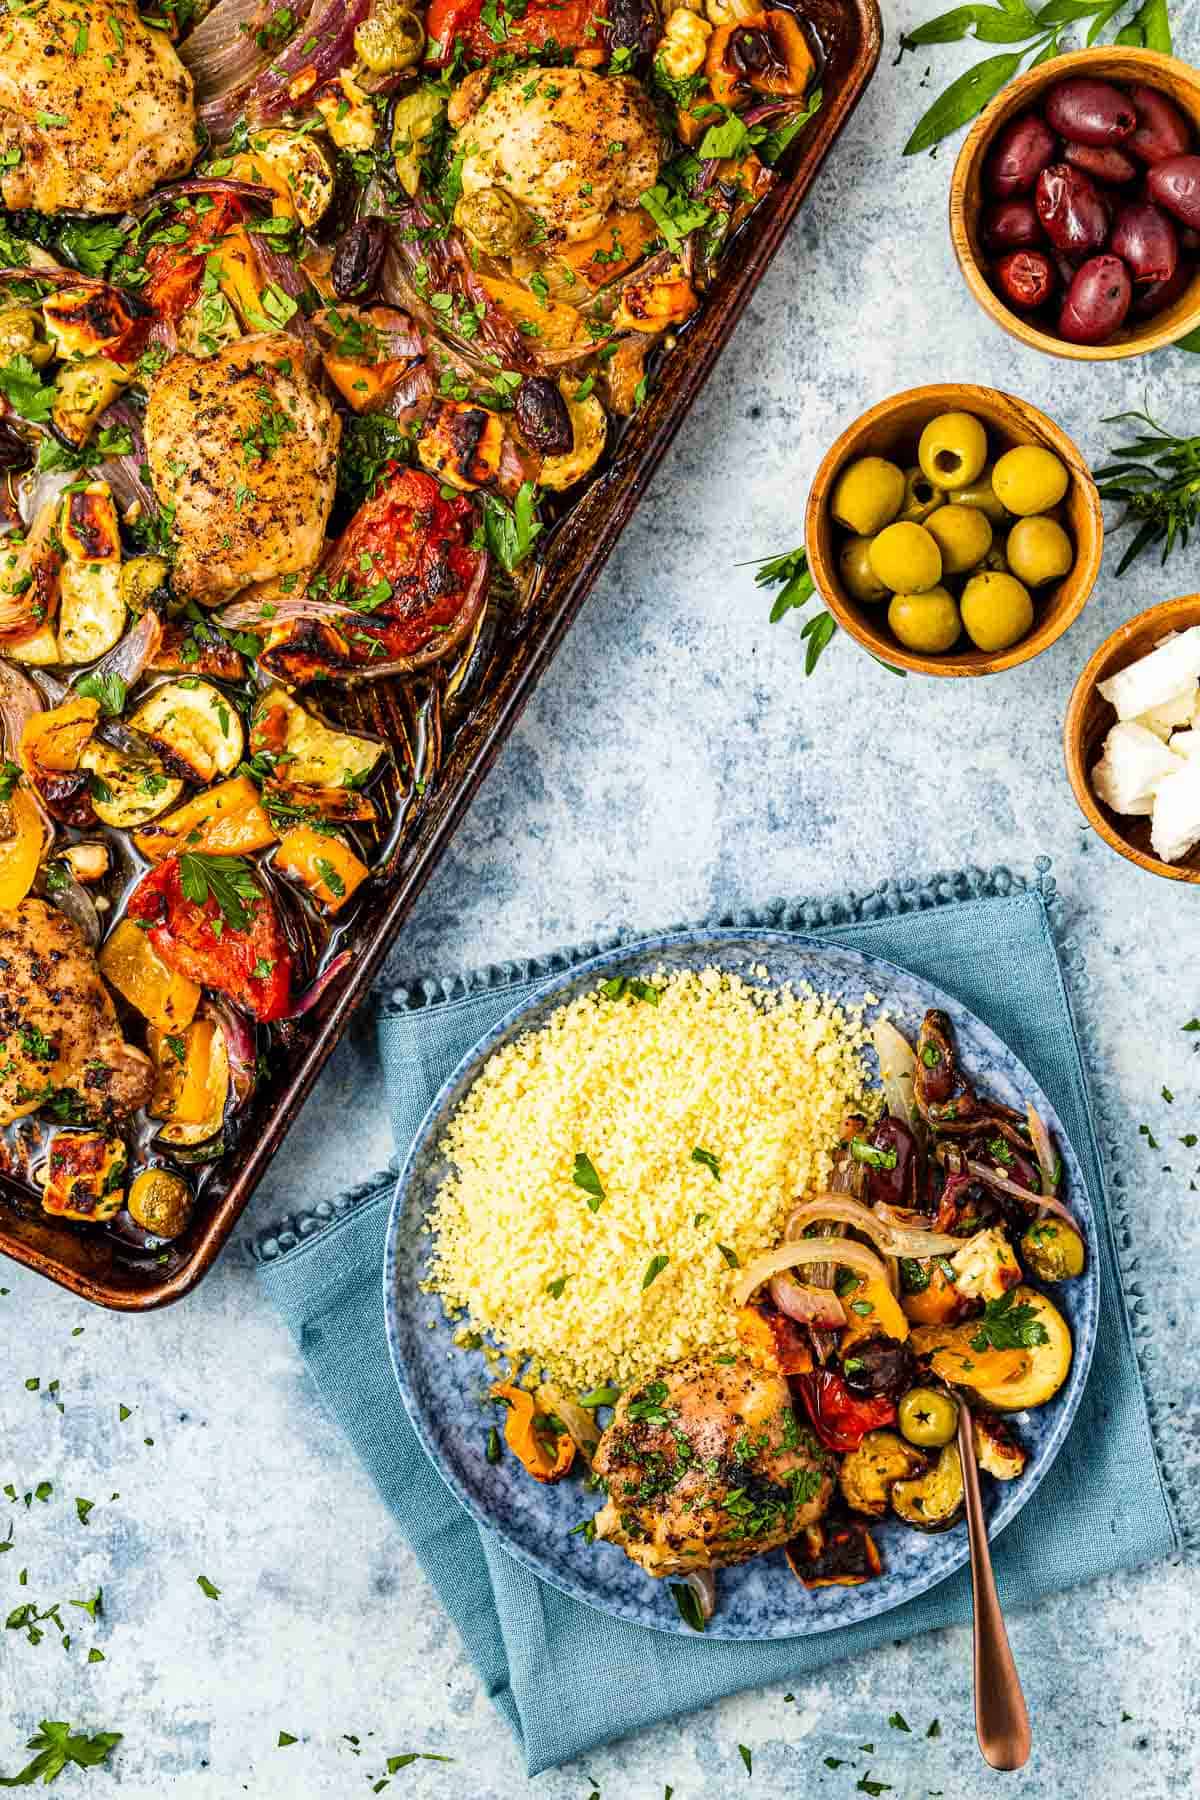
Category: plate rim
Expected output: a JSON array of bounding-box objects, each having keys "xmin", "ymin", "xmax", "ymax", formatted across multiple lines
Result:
[{"xmin": 382, "ymin": 926, "xmax": 1100, "ymax": 1639}]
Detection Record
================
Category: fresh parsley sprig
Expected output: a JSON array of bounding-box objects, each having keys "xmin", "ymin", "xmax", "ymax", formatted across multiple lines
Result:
[
  {"xmin": 901, "ymin": 0, "xmax": 1173, "ymax": 159},
  {"xmin": 752, "ymin": 545, "xmax": 838, "ymax": 674},
  {"xmin": 177, "ymin": 854, "xmax": 262, "ymax": 934},
  {"xmin": 0, "ymin": 1720, "xmax": 121, "ymax": 1787},
  {"xmin": 1093, "ymin": 407, "xmax": 1200, "ymax": 573},
  {"xmin": 480, "ymin": 480, "xmax": 541, "ymax": 574},
  {"xmin": 969, "ymin": 1290, "xmax": 1050, "ymax": 1353}
]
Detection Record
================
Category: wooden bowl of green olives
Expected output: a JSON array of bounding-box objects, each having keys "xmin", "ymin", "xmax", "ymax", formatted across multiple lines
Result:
[{"xmin": 804, "ymin": 384, "xmax": 1103, "ymax": 677}]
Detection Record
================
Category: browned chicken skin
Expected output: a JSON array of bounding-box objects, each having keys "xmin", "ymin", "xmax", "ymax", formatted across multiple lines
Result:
[
  {"xmin": 0, "ymin": 0, "xmax": 198, "ymax": 215},
  {"xmin": 592, "ymin": 1356, "xmax": 833, "ymax": 1577},
  {"xmin": 145, "ymin": 333, "xmax": 341, "ymax": 604},
  {"xmin": 0, "ymin": 899, "xmax": 153, "ymax": 1127}
]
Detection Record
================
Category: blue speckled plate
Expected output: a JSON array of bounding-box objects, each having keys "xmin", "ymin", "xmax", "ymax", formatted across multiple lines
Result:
[{"xmin": 383, "ymin": 930, "xmax": 1099, "ymax": 1639}]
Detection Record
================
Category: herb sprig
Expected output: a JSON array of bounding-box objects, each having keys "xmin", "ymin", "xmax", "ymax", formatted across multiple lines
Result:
[
  {"xmin": 0, "ymin": 1720, "xmax": 121, "ymax": 1787},
  {"xmin": 969, "ymin": 1290, "xmax": 1050, "ymax": 1353},
  {"xmin": 1093, "ymin": 407, "xmax": 1200, "ymax": 572},
  {"xmin": 753, "ymin": 545, "xmax": 838, "ymax": 674},
  {"xmin": 901, "ymin": 0, "xmax": 1174, "ymax": 159},
  {"xmin": 178, "ymin": 854, "xmax": 261, "ymax": 933}
]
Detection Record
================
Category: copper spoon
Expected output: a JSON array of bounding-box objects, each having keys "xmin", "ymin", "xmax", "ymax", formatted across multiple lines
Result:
[{"xmin": 957, "ymin": 1399, "xmax": 1031, "ymax": 1771}]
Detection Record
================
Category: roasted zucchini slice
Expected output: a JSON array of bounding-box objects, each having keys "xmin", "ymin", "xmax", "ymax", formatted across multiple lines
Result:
[
  {"xmin": 891, "ymin": 1442, "xmax": 965, "ymax": 1532},
  {"xmin": 250, "ymin": 687, "xmax": 385, "ymax": 789},
  {"xmin": 78, "ymin": 740, "xmax": 183, "ymax": 828},
  {"xmin": 130, "ymin": 680, "xmax": 244, "ymax": 784},
  {"xmin": 538, "ymin": 383, "xmax": 607, "ymax": 492}
]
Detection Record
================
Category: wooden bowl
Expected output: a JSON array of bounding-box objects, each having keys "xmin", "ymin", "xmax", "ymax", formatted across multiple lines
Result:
[
  {"xmin": 950, "ymin": 47, "xmax": 1200, "ymax": 362},
  {"xmin": 1064, "ymin": 594, "xmax": 1200, "ymax": 884},
  {"xmin": 805, "ymin": 383, "xmax": 1103, "ymax": 677}
]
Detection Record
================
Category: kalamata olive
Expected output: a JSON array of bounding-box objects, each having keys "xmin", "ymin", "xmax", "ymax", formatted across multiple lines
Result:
[
  {"xmin": 981, "ymin": 198, "xmax": 1042, "ymax": 251},
  {"xmin": 1063, "ymin": 141, "xmax": 1138, "ymax": 185},
  {"xmin": 1058, "ymin": 253, "xmax": 1133, "ymax": 344},
  {"xmin": 606, "ymin": 0, "xmax": 656, "ymax": 60},
  {"xmin": 1147, "ymin": 155, "xmax": 1200, "ymax": 230},
  {"xmin": 841, "ymin": 1336, "xmax": 916, "ymax": 1402},
  {"xmin": 1110, "ymin": 199, "xmax": 1178, "ymax": 285},
  {"xmin": 729, "ymin": 24, "xmax": 771, "ymax": 72},
  {"xmin": 1131, "ymin": 257, "xmax": 1194, "ymax": 318},
  {"xmin": 1128, "ymin": 83, "xmax": 1193, "ymax": 165},
  {"xmin": 331, "ymin": 217, "xmax": 389, "ymax": 300},
  {"xmin": 1035, "ymin": 163, "xmax": 1109, "ymax": 255},
  {"xmin": 1044, "ymin": 76, "xmax": 1137, "ymax": 147},
  {"xmin": 994, "ymin": 249, "xmax": 1056, "ymax": 310},
  {"xmin": 0, "ymin": 417, "xmax": 31, "ymax": 472},
  {"xmin": 514, "ymin": 376, "xmax": 572, "ymax": 456},
  {"xmin": 985, "ymin": 110, "xmax": 1058, "ymax": 198}
]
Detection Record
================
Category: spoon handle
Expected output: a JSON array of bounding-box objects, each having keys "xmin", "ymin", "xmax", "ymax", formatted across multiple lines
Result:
[{"xmin": 957, "ymin": 1401, "xmax": 1031, "ymax": 1772}]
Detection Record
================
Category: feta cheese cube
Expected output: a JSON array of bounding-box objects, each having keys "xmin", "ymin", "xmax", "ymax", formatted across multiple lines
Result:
[
  {"xmin": 1151, "ymin": 759, "xmax": 1200, "ymax": 863},
  {"xmin": 1133, "ymin": 685, "xmax": 1199, "ymax": 740},
  {"xmin": 1092, "ymin": 722, "xmax": 1185, "ymax": 817},
  {"xmin": 1170, "ymin": 730, "xmax": 1200, "ymax": 760},
  {"xmin": 1097, "ymin": 626, "xmax": 1200, "ymax": 721}
]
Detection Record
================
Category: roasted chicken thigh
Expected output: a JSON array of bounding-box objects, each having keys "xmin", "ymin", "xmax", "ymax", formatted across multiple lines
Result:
[
  {"xmin": 0, "ymin": 899, "xmax": 153, "ymax": 1127},
  {"xmin": 145, "ymin": 334, "xmax": 341, "ymax": 604},
  {"xmin": 593, "ymin": 1356, "xmax": 833, "ymax": 1577},
  {"xmin": 0, "ymin": 0, "xmax": 198, "ymax": 215},
  {"xmin": 457, "ymin": 69, "xmax": 663, "ymax": 245}
]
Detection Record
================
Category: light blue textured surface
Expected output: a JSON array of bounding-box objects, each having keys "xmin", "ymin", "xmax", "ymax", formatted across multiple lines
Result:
[
  {"xmin": 383, "ymin": 925, "xmax": 1102, "ymax": 1641},
  {"xmin": 3, "ymin": 0, "xmax": 1200, "ymax": 1787}
]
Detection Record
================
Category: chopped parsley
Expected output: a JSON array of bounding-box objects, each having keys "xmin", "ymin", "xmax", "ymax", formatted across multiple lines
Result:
[
  {"xmin": 642, "ymin": 1253, "xmax": 669, "ymax": 1289},
  {"xmin": 178, "ymin": 854, "xmax": 260, "ymax": 932},
  {"xmin": 691, "ymin": 1146, "xmax": 721, "ymax": 1180},
  {"xmin": 0, "ymin": 1721, "xmax": 121, "ymax": 1786},
  {"xmin": 196, "ymin": 1575, "xmax": 221, "ymax": 1600},
  {"xmin": 74, "ymin": 672, "xmax": 127, "ymax": 717},
  {"xmin": 572, "ymin": 1153, "xmax": 604, "ymax": 1210}
]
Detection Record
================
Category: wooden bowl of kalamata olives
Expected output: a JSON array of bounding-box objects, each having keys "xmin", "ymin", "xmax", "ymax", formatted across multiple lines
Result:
[
  {"xmin": 950, "ymin": 48, "xmax": 1200, "ymax": 359},
  {"xmin": 805, "ymin": 384, "xmax": 1103, "ymax": 677}
]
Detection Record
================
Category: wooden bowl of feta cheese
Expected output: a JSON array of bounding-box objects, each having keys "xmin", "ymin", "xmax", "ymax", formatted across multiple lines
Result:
[{"xmin": 1065, "ymin": 596, "xmax": 1200, "ymax": 882}]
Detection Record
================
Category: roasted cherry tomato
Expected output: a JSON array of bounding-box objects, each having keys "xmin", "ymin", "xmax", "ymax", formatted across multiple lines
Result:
[
  {"xmin": 126, "ymin": 856, "xmax": 292, "ymax": 1022},
  {"xmin": 794, "ymin": 1369, "xmax": 897, "ymax": 1453},
  {"xmin": 426, "ymin": 0, "xmax": 607, "ymax": 63}
]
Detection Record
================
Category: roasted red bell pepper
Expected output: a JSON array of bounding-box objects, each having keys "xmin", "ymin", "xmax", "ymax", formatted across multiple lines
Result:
[
  {"xmin": 426, "ymin": 0, "xmax": 606, "ymax": 63},
  {"xmin": 144, "ymin": 194, "xmax": 249, "ymax": 323},
  {"xmin": 794, "ymin": 1370, "xmax": 897, "ymax": 1453},
  {"xmin": 126, "ymin": 854, "xmax": 292, "ymax": 1022}
]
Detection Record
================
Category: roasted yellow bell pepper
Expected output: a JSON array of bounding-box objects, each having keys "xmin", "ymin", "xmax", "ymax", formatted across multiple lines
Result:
[
  {"xmin": 273, "ymin": 826, "xmax": 368, "ymax": 912},
  {"xmin": 132, "ymin": 775, "xmax": 277, "ymax": 862},
  {"xmin": 0, "ymin": 784, "xmax": 48, "ymax": 909},
  {"xmin": 98, "ymin": 918, "xmax": 201, "ymax": 1034},
  {"xmin": 491, "ymin": 1383, "xmax": 575, "ymax": 1483}
]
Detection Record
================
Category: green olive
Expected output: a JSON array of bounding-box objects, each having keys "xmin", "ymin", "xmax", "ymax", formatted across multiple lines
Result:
[
  {"xmin": 888, "ymin": 586, "xmax": 960, "ymax": 654},
  {"xmin": 830, "ymin": 456, "xmax": 905, "ymax": 537},
  {"xmin": 898, "ymin": 1386, "xmax": 959, "ymax": 1449},
  {"xmin": 0, "ymin": 306, "xmax": 52, "ymax": 368},
  {"xmin": 839, "ymin": 534, "xmax": 889, "ymax": 603},
  {"xmin": 1020, "ymin": 1220, "xmax": 1085, "ymax": 1282},
  {"xmin": 354, "ymin": 0, "xmax": 424, "ymax": 71},
  {"xmin": 1005, "ymin": 515, "xmax": 1073, "ymax": 587},
  {"xmin": 128, "ymin": 1168, "xmax": 192, "ymax": 1239},
  {"xmin": 454, "ymin": 186, "xmax": 526, "ymax": 256},
  {"xmin": 949, "ymin": 467, "xmax": 1009, "ymax": 525},
  {"xmin": 897, "ymin": 465, "xmax": 944, "ymax": 525},
  {"xmin": 120, "ymin": 554, "xmax": 170, "ymax": 614},
  {"xmin": 960, "ymin": 571, "xmax": 1033, "ymax": 653},
  {"xmin": 924, "ymin": 504, "xmax": 992, "ymax": 576},
  {"xmin": 869, "ymin": 521, "xmax": 942, "ymax": 594},
  {"xmin": 917, "ymin": 411, "xmax": 989, "ymax": 493},
  {"xmin": 991, "ymin": 444, "xmax": 1068, "ymax": 517}
]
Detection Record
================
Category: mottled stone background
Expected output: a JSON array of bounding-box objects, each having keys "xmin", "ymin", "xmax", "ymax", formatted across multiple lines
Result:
[{"xmin": 3, "ymin": 4, "xmax": 1200, "ymax": 1794}]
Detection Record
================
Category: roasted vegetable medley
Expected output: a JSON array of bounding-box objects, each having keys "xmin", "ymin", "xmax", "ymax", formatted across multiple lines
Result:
[
  {"xmin": 831, "ymin": 411, "xmax": 1076, "ymax": 657},
  {"xmin": 483, "ymin": 1007, "xmax": 1084, "ymax": 1627},
  {"xmin": 0, "ymin": 0, "xmax": 824, "ymax": 1260}
]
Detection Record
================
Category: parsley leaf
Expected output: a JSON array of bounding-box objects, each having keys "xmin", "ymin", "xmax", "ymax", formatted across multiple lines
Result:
[
  {"xmin": 969, "ymin": 1290, "xmax": 1049, "ymax": 1354},
  {"xmin": 642, "ymin": 1253, "xmax": 669, "ymax": 1289},
  {"xmin": 196, "ymin": 1575, "xmax": 220, "ymax": 1600},
  {"xmin": 0, "ymin": 355, "xmax": 54, "ymax": 424},
  {"xmin": 0, "ymin": 1720, "xmax": 121, "ymax": 1787},
  {"xmin": 572, "ymin": 1153, "xmax": 604, "ymax": 1205},
  {"xmin": 691, "ymin": 1146, "xmax": 721, "ymax": 1180},
  {"xmin": 74, "ymin": 672, "xmax": 127, "ymax": 717},
  {"xmin": 0, "ymin": 760, "xmax": 21, "ymax": 804},
  {"xmin": 481, "ymin": 480, "xmax": 541, "ymax": 573},
  {"xmin": 56, "ymin": 219, "xmax": 126, "ymax": 278},
  {"xmin": 178, "ymin": 854, "xmax": 261, "ymax": 933},
  {"xmin": 639, "ymin": 183, "xmax": 712, "ymax": 252}
]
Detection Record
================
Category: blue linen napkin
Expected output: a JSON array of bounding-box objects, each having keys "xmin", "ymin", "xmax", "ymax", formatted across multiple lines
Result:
[{"xmin": 252, "ymin": 873, "xmax": 1180, "ymax": 1777}]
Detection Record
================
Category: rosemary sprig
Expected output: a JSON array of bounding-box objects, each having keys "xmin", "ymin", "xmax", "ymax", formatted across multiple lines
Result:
[
  {"xmin": 1093, "ymin": 407, "xmax": 1200, "ymax": 574},
  {"xmin": 901, "ymin": 0, "xmax": 1173, "ymax": 158}
]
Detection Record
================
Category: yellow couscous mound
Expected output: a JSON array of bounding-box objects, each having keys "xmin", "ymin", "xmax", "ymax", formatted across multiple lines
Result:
[{"xmin": 425, "ymin": 966, "xmax": 873, "ymax": 1390}]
